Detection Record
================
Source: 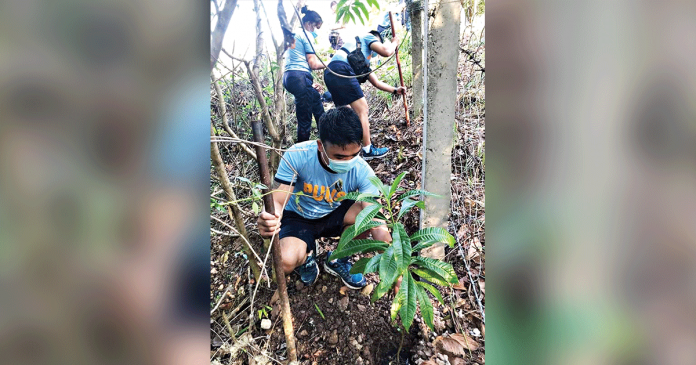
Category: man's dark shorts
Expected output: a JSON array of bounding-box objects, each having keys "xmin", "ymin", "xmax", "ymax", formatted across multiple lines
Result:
[
  {"xmin": 278, "ymin": 200, "xmax": 355, "ymax": 254},
  {"xmin": 324, "ymin": 61, "xmax": 364, "ymax": 107}
]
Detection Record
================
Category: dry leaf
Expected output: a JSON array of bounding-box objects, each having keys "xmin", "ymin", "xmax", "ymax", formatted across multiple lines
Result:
[
  {"xmin": 450, "ymin": 333, "xmax": 480, "ymax": 351},
  {"xmin": 478, "ymin": 280, "xmax": 485, "ymax": 294},
  {"xmin": 452, "ymin": 277, "xmax": 466, "ymax": 290},
  {"xmin": 339, "ymin": 286, "xmax": 349, "ymax": 295},
  {"xmin": 434, "ymin": 336, "xmax": 466, "ymax": 357},
  {"xmin": 451, "ymin": 358, "xmax": 466, "ymax": 365}
]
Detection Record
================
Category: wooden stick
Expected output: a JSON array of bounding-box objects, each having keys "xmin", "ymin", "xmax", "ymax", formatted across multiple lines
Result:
[
  {"xmin": 250, "ymin": 120, "xmax": 298, "ymax": 362},
  {"xmin": 388, "ymin": 11, "xmax": 410, "ymax": 126}
]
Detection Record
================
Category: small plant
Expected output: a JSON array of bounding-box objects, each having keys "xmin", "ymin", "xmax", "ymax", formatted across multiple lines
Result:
[
  {"xmin": 329, "ymin": 172, "xmax": 458, "ymax": 333},
  {"xmin": 257, "ymin": 305, "xmax": 273, "ymax": 319}
]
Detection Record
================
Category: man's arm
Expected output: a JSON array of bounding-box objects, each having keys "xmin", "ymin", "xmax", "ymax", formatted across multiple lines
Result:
[{"xmin": 257, "ymin": 182, "xmax": 294, "ymax": 238}]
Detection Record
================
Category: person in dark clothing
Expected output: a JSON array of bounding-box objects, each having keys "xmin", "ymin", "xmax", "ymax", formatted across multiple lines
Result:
[
  {"xmin": 282, "ymin": 6, "xmax": 326, "ymax": 142},
  {"xmin": 323, "ymin": 31, "xmax": 406, "ymax": 160}
]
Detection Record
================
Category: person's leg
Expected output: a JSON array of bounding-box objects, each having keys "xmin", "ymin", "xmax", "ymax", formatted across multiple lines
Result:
[
  {"xmin": 279, "ymin": 236, "xmax": 308, "ymax": 274},
  {"xmin": 348, "ymin": 97, "xmax": 371, "ymax": 147},
  {"xmin": 283, "ymin": 71, "xmax": 312, "ymax": 142},
  {"xmin": 305, "ymin": 74, "xmax": 325, "ymax": 127},
  {"xmin": 318, "ymin": 200, "xmax": 368, "ymax": 289}
]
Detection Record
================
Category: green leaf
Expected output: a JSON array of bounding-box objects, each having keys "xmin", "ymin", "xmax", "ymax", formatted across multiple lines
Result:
[
  {"xmin": 337, "ymin": 191, "xmax": 380, "ymax": 204},
  {"xmin": 314, "ymin": 303, "xmax": 325, "ymax": 319},
  {"xmin": 252, "ymin": 201, "xmax": 260, "ymax": 215},
  {"xmin": 411, "ymin": 267, "xmax": 451, "ymax": 287},
  {"xmin": 335, "ymin": 0, "xmax": 349, "ymax": 12},
  {"xmin": 368, "ymin": 176, "xmax": 390, "ymax": 199},
  {"xmin": 400, "ymin": 273, "xmax": 417, "ymax": 331},
  {"xmin": 343, "ymin": 10, "xmax": 354, "ymax": 25},
  {"xmin": 389, "ymin": 172, "xmax": 408, "ymax": 200},
  {"xmin": 395, "ymin": 223, "xmax": 411, "ymax": 260},
  {"xmin": 354, "ymin": 204, "xmax": 380, "ymax": 232},
  {"xmin": 352, "ymin": 5, "xmax": 365, "ymax": 25},
  {"xmin": 235, "ymin": 176, "xmax": 252, "ymax": 185},
  {"xmin": 335, "ymin": 6, "xmax": 347, "ymax": 23},
  {"xmin": 354, "ymin": 1, "xmax": 370, "ymax": 20},
  {"xmin": 416, "ymin": 283, "xmax": 434, "ymax": 330},
  {"xmin": 351, "ymin": 253, "xmax": 382, "ymax": 274},
  {"xmin": 390, "ymin": 281, "xmax": 405, "ymax": 321},
  {"xmin": 397, "ymin": 189, "xmax": 441, "ymax": 202},
  {"xmin": 416, "ymin": 280, "xmax": 444, "ymax": 304},
  {"xmin": 350, "ymin": 256, "xmax": 370, "ymax": 274},
  {"xmin": 398, "ymin": 198, "xmax": 425, "ymax": 220},
  {"xmin": 392, "ymin": 223, "xmax": 404, "ymax": 273},
  {"xmin": 366, "ymin": 0, "xmax": 380, "ymax": 10},
  {"xmin": 411, "ymin": 227, "xmax": 456, "ymax": 251},
  {"xmin": 372, "ymin": 245, "xmax": 398, "ymax": 302},
  {"xmin": 412, "ymin": 256, "xmax": 459, "ymax": 284},
  {"xmin": 329, "ymin": 239, "xmax": 389, "ymax": 261},
  {"xmin": 337, "ymin": 220, "xmax": 386, "ymax": 251}
]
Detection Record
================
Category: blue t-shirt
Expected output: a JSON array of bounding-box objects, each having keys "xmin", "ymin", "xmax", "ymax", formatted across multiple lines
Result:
[
  {"xmin": 274, "ymin": 140, "xmax": 380, "ymax": 219},
  {"xmin": 284, "ymin": 32, "xmax": 316, "ymax": 73},
  {"xmin": 329, "ymin": 33, "xmax": 380, "ymax": 65}
]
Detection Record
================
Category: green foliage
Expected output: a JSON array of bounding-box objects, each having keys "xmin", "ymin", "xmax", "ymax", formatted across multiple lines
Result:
[
  {"xmin": 335, "ymin": 0, "xmax": 379, "ymax": 25},
  {"xmin": 258, "ymin": 305, "xmax": 273, "ymax": 319},
  {"xmin": 329, "ymin": 173, "xmax": 458, "ymax": 332}
]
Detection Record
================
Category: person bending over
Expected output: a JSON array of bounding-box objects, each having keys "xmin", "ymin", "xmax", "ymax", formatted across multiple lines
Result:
[
  {"xmin": 323, "ymin": 31, "xmax": 407, "ymax": 160},
  {"xmin": 257, "ymin": 107, "xmax": 392, "ymax": 288}
]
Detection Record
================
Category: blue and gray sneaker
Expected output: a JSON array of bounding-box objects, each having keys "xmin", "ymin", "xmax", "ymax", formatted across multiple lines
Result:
[
  {"xmin": 361, "ymin": 145, "xmax": 389, "ymax": 161},
  {"xmin": 294, "ymin": 251, "xmax": 319, "ymax": 286},
  {"xmin": 324, "ymin": 251, "xmax": 367, "ymax": 289}
]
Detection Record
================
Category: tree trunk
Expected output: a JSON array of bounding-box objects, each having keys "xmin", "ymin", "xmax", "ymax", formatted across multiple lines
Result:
[
  {"xmin": 420, "ymin": 0, "xmax": 460, "ymax": 259},
  {"xmin": 211, "ymin": 0, "xmax": 239, "ymax": 71},
  {"xmin": 211, "ymin": 123, "xmax": 262, "ymax": 280},
  {"xmin": 409, "ymin": 0, "xmax": 424, "ymax": 118}
]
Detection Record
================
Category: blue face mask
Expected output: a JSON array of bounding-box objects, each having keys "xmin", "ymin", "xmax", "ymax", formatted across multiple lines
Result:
[
  {"xmin": 321, "ymin": 147, "xmax": 358, "ymax": 174},
  {"xmin": 310, "ymin": 31, "xmax": 318, "ymax": 39}
]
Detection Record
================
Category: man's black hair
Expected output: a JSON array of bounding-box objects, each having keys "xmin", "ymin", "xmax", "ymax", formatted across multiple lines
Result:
[{"xmin": 318, "ymin": 107, "xmax": 363, "ymax": 147}]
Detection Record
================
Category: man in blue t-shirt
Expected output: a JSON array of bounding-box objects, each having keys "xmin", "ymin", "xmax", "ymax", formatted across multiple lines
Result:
[{"xmin": 257, "ymin": 107, "xmax": 392, "ymax": 289}]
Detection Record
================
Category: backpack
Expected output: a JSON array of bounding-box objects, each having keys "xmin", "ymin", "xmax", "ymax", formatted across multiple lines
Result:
[{"xmin": 342, "ymin": 36, "xmax": 371, "ymax": 84}]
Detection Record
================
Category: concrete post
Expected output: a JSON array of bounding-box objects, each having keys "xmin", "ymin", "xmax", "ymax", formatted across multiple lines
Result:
[
  {"xmin": 409, "ymin": 0, "xmax": 424, "ymax": 118},
  {"xmin": 420, "ymin": 0, "xmax": 460, "ymax": 259}
]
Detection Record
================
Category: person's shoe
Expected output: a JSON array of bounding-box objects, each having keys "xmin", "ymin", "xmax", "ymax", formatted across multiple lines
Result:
[
  {"xmin": 293, "ymin": 251, "xmax": 319, "ymax": 286},
  {"xmin": 361, "ymin": 145, "xmax": 389, "ymax": 161},
  {"xmin": 324, "ymin": 251, "xmax": 367, "ymax": 289}
]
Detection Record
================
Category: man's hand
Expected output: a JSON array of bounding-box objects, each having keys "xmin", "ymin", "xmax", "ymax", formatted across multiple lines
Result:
[
  {"xmin": 257, "ymin": 211, "xmax": 281, "ymax": 238},
  {"xmin": 393, "ymin": 86, "xmax": 406, "ymax": 96}
]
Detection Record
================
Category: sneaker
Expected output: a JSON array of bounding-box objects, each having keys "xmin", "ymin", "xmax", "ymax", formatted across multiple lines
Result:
[
  {"xmin": 294, "ymin": 251, "xmax": 319, "ymax": 286},
  {"xmin": 361, "ymin": 145, "xmax": 389, "ymax": 161},
  {"xmin": 324, "ymin": 251, "xmax": 367, "ymax": 289}
]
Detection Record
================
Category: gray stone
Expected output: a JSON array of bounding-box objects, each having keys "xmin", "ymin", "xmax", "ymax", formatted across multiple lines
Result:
[{"xmin": 337, "ymin": 296, "xmax": 349, "ymax": 311}]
